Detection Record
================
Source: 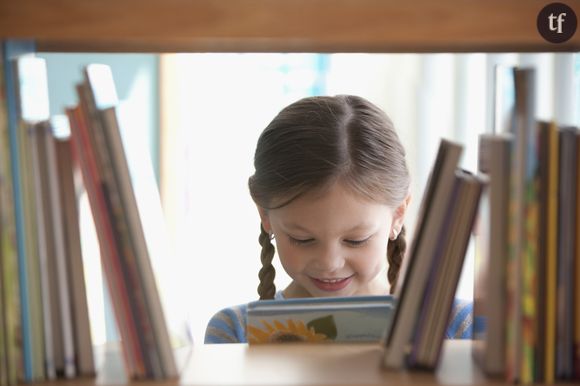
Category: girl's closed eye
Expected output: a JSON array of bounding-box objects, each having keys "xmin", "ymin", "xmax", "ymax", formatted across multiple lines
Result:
[
  {"xmin": 343, "ymin": 236, "xmax": 372, "ymax": 247},
  {"xmin": 288, "ymin": 235, "xmax": 315, "ymax": 245}
]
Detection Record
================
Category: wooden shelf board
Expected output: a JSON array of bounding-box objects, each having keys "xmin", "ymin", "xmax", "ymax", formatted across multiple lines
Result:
[
  {"xmin": 1, "ymin": 0, "xmax": 579, "ymax": 52},
  {"xmin": 39, "ymin": 341, "xmax": 503, "ymax": 386}
]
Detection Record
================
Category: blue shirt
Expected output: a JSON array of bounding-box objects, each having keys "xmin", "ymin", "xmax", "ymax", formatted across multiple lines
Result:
[{"xmin": 204, "ymin": 291, "xmax": 474, "ymax": 343}]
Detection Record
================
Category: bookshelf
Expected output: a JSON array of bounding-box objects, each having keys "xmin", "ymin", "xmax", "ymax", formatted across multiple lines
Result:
[
  {"xmin": 0, "ymin": 0, "xmax": 578, "ymax": 53},
  {"xmin": 0, "ymin": 1, "xmax": 578, "ymax": 385},
  {"xmin": 45, "ymin": 341, "xmax": 494, "ymax": 386}
]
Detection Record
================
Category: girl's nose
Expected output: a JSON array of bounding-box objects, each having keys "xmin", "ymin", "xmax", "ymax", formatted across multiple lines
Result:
[{"xmin": 312, "ymin": 243, "xmax": 345, "ymax": 272}]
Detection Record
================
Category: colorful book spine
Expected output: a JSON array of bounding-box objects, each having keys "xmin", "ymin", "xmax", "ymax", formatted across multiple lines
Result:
[
  {"xmin": 66, "ymin": 104, "xmax": 140, "ymax": 377},
  {"xmin": 0, "ymin": 43, "xmax": 23, "ymax": 386},
  {"xmin": 505, "ymin": 69, "xmax": 521, "ymax": 383},
  {"xmin": 77, "ymin": 80, "xmax": 154, "ymax": 379},
  {"xmin": 85, "ymin": 63, "xmax": 177, "ymax": 378},
  {"xmin": 1, "ymin": 40, "xmax": 35, "ymax": 382},
  {"xmin": 517, "ymin": 68, "xmax": 538, "ymax": 384}
]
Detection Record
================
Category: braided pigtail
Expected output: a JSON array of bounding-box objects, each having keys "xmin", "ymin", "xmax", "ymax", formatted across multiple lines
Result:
[
  {"xmin": 386, "ymin": 225, "xmax": 406, "ymax": 294},
  {"xmin": 257, "ymin": 224, "xmax": 276, "ymax": 299}
]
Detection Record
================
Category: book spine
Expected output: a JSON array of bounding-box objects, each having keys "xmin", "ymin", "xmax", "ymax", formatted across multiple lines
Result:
[
  {"xmin": 489, "ymin": 137, "xmax": 510, "ymax": 376},
  {"xmin": 0, "ymin": 209, "xmax": 7, "ymax": 386},
  {"xmin": 0, "ymin": 45, "xmax": 23, "ymax": 386},
  {"xmin": 507, "ymin": 68, "xmax": 537, "ymax": 383},
  {"xmin": 14, "ymin": 63, "xmax": 45, "ymax": 383},
  {"xmin": 78, "ymin": 81, "xmax": 154, "ymax": 378},
  {"xmin": 43, "ymin": 122, "xmax": 76, "ymax": 378},
  {"xmin": 573, "ymin": 131, "xmax": 580, "ymax": 380},
  {"xmin": 2, "ymin": 40, "xmax": 34, "ymax": 382},
  {"xmin": 429, "ymin": 174, "xmax": 485, "ymax": 368},
  {"xmin": 544, "ymin": 122, "xmax": 559, "ymax": 383},
  {"xmin": 521, "ymin": 128, "xmax": 539, "ymax": 383},
  {"xmin": 383, "ymin": 140, "xmax": 462, "ymax": 369},
  {"xmin": 27, "ymin": 122, "xmax": 56, "ymax": 380},
  {"xmin": 100, "ymin": 107, "xmax": 177, "ymax": 378},
  {"xmin": 55, "ymin": 135, "xmax": 95, "ymax": 376},
  {"xmin": 535, "ymin": 123, "xmax": 549, "ymax": 383},
  {"xmin": 556, "ymin": 128, "xmax": 576, "ymax": 379},
  {"xmin": 409, "ymin": 175, "xmax": 462, "ymax": 367},
  {"xmin": 66, "ymin": 105, "xmax": 139, "ymax": 378},
  {"xmin": 514, "ymin": 68, "xmax": 538, "ymax": 384},
  {"xmin": 420, "ymin": 174, "xmax": 468, "ymax": 368}
]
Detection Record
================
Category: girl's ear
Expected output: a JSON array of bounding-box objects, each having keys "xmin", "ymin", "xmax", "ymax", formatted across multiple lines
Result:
[
  {"xmin": 391, "ymin": 193, "xmax": 411, "ymax": 232},
  {"xmin": 257, "ymin": 205, "xmax": 272, "ymax": 234}
]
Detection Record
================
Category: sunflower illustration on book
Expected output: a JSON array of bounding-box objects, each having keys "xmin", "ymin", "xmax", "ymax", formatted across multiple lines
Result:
[{"xmin": 248, "ymin": 315, "xmax": 337, "ymax": 343}]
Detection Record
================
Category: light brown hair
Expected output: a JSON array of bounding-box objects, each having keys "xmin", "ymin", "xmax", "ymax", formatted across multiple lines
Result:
[{"xmin": 248, "ymin": 95, "xmax": 410, "ymax": 299}]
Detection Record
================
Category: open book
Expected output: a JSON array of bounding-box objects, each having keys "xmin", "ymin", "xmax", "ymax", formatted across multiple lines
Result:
[{"xmin": 247, "ymin": 295, "xmax": 395, "ymax": 344}]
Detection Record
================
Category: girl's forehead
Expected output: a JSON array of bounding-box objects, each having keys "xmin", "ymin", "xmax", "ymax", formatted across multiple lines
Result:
[
  {"xmin": 270, "ymin": 183, "xmax": 394, "ymax": 228},
  {"xmin": 288, "ymin": 180, "xmax": 386, "ymax": 207}
]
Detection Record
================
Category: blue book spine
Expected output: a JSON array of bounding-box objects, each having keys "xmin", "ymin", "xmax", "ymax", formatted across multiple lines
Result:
[{"xmin": 2, "ymin": 39, "xmax": 36, "ymax": 382}]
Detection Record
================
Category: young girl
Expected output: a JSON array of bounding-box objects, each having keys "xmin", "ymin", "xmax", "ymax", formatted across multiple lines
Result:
[{"xmin": 204, "ymin": 95, "xmax": 472, "ymax": 343}]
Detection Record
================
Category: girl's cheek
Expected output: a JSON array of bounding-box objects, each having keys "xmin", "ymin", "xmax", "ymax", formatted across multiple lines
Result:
[
  {"xmin": 353, "ymin": 246, "xmax": 387, "ymax": 276},
  {"xmin": 277, "ymin": 244, "xmax": 304, "ymax": 270}
]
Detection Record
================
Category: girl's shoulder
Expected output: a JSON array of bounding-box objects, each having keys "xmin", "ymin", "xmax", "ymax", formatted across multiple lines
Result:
[
  {"xmin": 204, "ymin": 292, "xmax": 284, "ymax": 344},
  {"xmin": 446, "ymin": 298, "xmax": 473, "ymax": 339},
  {"xmin": 204, "ymin": 303, "xmax": 248, "ymax": 344}
]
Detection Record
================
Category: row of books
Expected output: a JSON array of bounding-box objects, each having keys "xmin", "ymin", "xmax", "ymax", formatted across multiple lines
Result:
[
  {"xmin": 0, "ymin": 44, "xmax": 92, "ymax": 385},
  {"xmin": 382, "ymin": 139, "xmax": 486, "ymax": 370},
  {"xmin": 472, "ymin": 66, "xmax": 580, "ymax": 383},
  {"xmin": 0, "ymin": 42, "xmax": 177, "ymax": 384},
  {"xmin": 68, "ymin": 63, "xmax": 178, "ymax": 380}
]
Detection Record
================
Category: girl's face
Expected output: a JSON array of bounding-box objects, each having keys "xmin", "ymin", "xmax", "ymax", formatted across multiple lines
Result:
[{"xmin": 259, "ymin": 182, "xmax": 407, "ymax": 298}]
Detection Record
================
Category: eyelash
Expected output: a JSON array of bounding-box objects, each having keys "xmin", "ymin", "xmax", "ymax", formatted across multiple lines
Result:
[
  {"xmin": 289, "ymin": 237, "xmax": 314, "ymax": 246},
  {"xmin": 288, "ymin": 236, "xmax": 371, "ymax": 247},
  {"xmin": 345, "ymin": 238, "xmax": 370, "ymax": 247}
]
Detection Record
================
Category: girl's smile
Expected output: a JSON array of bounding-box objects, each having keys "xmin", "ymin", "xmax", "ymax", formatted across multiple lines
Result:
[{"xmin": 309, "ymin": 274, "xmax": 354, "ymax": 292}]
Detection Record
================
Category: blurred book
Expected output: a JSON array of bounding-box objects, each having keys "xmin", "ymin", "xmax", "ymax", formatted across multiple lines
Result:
[
  {"xmin": 383, "ymin": 139, "xmax": 484, "ymax": 370},
  {"xmin": 407, "ymin": 169, "xmax": 485, "ymax": 369},
  {"xmin": 557, "ymin": 126, "xmax": 577, "ymax": 379},
  {"xmin": 472, "ymin": 133, "xmax": 512, "ymax": 376},
  {"xmin": 471, "ymin": 64, "xmax": 580, "ymax": 384},
  {"xmin": 67, "ymin": 63, "xmax": 186, "ymax": 380}
]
